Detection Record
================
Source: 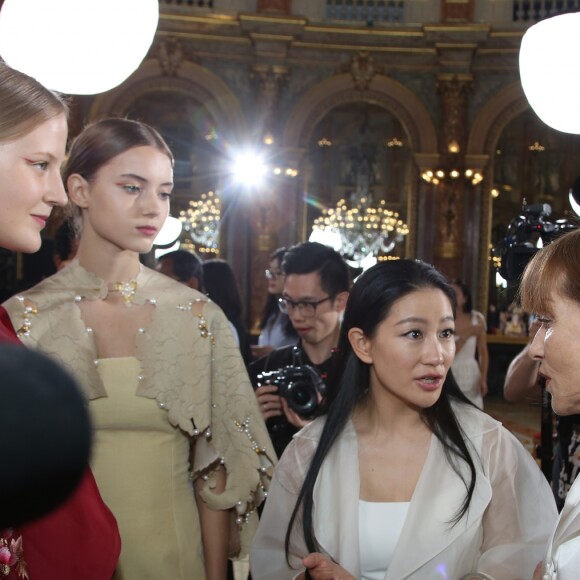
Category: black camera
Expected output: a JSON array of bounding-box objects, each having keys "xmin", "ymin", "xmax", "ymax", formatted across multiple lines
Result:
[
  {"xmin": 257, "ymin": 347, "xmax": 326, "ymax": 417},
  {"xmin": 494, "ymin": 203, "xmax": 575, "ymax": 283}
]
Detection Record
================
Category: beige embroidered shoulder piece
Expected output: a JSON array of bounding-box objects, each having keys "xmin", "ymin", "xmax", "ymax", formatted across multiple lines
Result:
[{"xmin": 2, "ymin": 260, "xmax": 276, "ymax": 556}]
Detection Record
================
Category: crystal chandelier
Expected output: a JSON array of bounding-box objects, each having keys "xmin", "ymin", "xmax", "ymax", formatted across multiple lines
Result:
[
  {"xmin": 312, "ymin": 192, "xmax": 409, "ymax": 267},
  {"xmin": 310, "ymin": 109, "xmax": 409, "ymax": 268},
  {"xmin": 178, "ymin": 191, "xmax": 221, "ymax": 254}
]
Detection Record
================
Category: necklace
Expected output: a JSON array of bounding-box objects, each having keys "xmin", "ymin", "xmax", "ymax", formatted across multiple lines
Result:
[{"xmin": 109, "ymin": 280, "xmax": 138, "ymax": 306}]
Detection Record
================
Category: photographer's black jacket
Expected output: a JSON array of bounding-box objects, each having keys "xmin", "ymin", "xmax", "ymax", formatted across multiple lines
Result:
[{"xmin": 249, "ymin": 342, "xmax": 336, "ymax": 458}]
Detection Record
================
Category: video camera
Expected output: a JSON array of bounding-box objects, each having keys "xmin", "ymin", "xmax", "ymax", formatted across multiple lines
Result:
[
  {"xmin": 494, "ymin": 202, "xmax": 574, "ymax": 283},
  {"xmin": 257, "ymin": 346, "xmax": 326, "ymax": 418}
]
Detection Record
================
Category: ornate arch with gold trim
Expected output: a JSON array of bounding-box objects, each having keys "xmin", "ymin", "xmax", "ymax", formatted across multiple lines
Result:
[
  {"xmin": 467, "ymin": 82, "xmax": 530, "ymax": 312},
  {"xmin": 283, "ymin": 73, "xmax": 437, "ymax": 153},
  {"xmin": 282, "ymin": 73, "xmax": 438, "ymax": 258},
  {"xmin": 87, "ymin": 60, "xmax": 247, "ymax": 140}
]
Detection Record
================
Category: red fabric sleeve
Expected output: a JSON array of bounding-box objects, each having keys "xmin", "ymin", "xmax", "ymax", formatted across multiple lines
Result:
[
  {"xmin": 10, "ymin": 470, "xmax": 121, "ymax": 580},
  {"xmin": 0, "ymin": 305, "xmax": 19, "ymax": 344},
  {"xmin": 1, "ymin": 307, "xmax": 121, "ymax": 578}
]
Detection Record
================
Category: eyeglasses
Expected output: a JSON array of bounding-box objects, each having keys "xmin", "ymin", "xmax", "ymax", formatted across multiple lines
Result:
[
  {"xmin": 265, "ymin": 269, "xmax": 284, "ymax": 280},
  {"xmin": 278, "ymin": 295, "xmax": 335, "ymax": 317}
]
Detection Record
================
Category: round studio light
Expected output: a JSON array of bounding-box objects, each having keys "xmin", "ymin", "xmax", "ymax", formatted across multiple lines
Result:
[
  {"xmin": 569, "ymin": 175, "xmax": 580, "ymax": 216},
  {"xmin": 519, "ymin": 13, "xmax": 580, "ymax": 134},
  {"xmin": 154, "ymin": 217, "xmax": 183, "ymax": 247},
  {"xmin": 0, "ymin": 0, "xmax": 158, "ymax": 95}
]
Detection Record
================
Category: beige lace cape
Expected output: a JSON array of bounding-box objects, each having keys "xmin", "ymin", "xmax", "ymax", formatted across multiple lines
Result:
[{"xmin": 3, "ymin": 260, "xmax": 276, "ymax": 557}]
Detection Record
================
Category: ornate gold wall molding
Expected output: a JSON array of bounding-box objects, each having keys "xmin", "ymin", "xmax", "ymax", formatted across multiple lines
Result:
[
  {"xmin": 437, "ymin": 74, "xmax": 473, "ymax": 158},
  {"xmin": 340, "ymin": 52, "xmax": 384, "ymax": 91},
  {"xmin": 467, "ymin": 82, "xmax": 528, "ymax": 156},
  {"xmin": 87, "ymin": 59, "xmax": 247, "ymax": 141},
  {"xmin": 251, "ymin": 63, "xmax": 289, "ymax": 138},
  {"xmin": 282, "ymin": 73, "xmax": 437, "ymax": 153}
]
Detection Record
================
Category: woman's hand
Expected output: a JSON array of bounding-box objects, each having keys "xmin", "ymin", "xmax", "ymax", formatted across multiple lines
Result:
[
  {"xmin": 532, "ymin": 560, "xmax": 544, "ymax": 580},
  {"xmin": 251, "ymin": 345, "xmax": 274, "ymax": 359},
  {"xmin": 300, "ymin": 553, "xmax": 356, "ymax": 579},
  {"xmin": 480, "ymin": 380, "xmax": 488, "ymax": 397}
]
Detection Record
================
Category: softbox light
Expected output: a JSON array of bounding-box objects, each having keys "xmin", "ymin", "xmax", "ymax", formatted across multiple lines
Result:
[
  {"xmin": 0, "ymin": 0, "xmax": 158, "ymax": 95},
  {"xmin": 519, "ymin": 13, "xmax": 580, "ymax": 134}
]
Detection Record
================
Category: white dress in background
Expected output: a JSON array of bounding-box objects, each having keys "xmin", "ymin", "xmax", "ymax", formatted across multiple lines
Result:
[
  {"xmin": 258, "ymin": 312, "xmax": 295, "ymax": 349},
  {"xmin": 452, "ymin": 311, "xmax": 485, "ymax": 409}
]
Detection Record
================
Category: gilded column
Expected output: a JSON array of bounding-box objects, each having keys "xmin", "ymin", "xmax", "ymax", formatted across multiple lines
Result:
[
  {"xmin": 252, "ymin": 64, "xmax": 288, "ymax": 143},
  {"xmin": 434, "ymin": 74, "xmax": 472, "ymax": 278}
]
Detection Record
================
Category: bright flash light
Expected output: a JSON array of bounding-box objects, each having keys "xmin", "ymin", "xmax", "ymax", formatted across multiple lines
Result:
[
  {"xmin": 232, "ymin": 151, "xmax": 267, "ymax": 187},
  {"xmin": 569, "ymin": 190, "xmax": 580, "ymax": 217},
  {"xmin": 154, "ymin": 216, "xmax": 182, "ymax": 247},
  {"xmin": 495, "ymin": 271, "xmax": 507, "ymax": 289}
]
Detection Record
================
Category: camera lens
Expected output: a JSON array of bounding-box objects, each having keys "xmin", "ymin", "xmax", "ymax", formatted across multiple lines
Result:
[{"xmin": 287, "ymin": 380, "xmax": 317, "ymax": 416}]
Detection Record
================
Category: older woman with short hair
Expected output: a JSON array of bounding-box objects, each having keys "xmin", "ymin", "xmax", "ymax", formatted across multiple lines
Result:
[{"xmin": 520, "ymin": 227, "xmax": 580, "ymax": 579}]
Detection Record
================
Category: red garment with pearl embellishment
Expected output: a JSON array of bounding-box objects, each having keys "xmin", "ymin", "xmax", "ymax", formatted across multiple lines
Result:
[{"xmin": 0, "ymin": 304, "xmax": 121, "ymax": 580}]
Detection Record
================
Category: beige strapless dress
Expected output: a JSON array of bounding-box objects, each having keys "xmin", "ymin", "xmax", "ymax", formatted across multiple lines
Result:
[{"xmin": 90, "ymin": 357, "xmax": 204, "ymax": 580}]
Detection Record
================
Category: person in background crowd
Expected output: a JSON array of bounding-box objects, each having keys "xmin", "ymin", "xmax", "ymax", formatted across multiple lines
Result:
[
  {"xmin": 251, "ymin": 259, "xmax": 557, "ymax": 580},
  {"xmin": 53, "ymin": 218, "xmax": 79, "ymax": 270},
  {"xmin": 450, "ymin": 279, "xmax": 488, "ymax": 409},
  {"xmin": 0, "ymin": 61, "xmax": 120, "ymax": 580},
  {"xmin": 249, "ymin": 241, "xmax": 349, "ymax": 459},
  {"xmin": 156, "ymin": 248, "xmax": 204, "ymax": 291},
  {"xmin": 4, "ymin": 117, "xmax": 275, "ymax": 580},
  {"xmin": 516, "ymin": 229, "xmax": 580, "ymax": 579},
  {"xmin": 203, "ymin": 258, "xmax": 252, "ymax": 366},
  {"xmin": 251, "ymin": 247, "xmax": 297, "ymax": 360}
]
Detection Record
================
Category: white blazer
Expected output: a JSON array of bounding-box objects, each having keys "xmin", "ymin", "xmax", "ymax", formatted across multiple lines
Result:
[
  {"xmin": 541, "ymin": 476, "xmax": 580, "ymax": 579},
  {"xmin": 251, "ymin": 404, "xmax": 557, "ymax": 580}
]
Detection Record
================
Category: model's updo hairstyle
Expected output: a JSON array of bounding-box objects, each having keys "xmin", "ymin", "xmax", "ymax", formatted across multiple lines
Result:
[
  {"xmin": 0, "ymin": 61, "xmax": 68, "ymax": 142},
  {"xmin": 62, "ymin": 117, "xmax": 174, "ymax": 186}
]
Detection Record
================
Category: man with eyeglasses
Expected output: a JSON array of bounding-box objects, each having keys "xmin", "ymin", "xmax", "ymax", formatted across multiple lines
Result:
[{"xmin": 249, "ymin": 242, "xmax": 350, "ymax": 458}]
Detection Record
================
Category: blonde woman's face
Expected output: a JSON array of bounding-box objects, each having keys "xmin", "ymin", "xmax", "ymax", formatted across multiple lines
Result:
[{"xmin": 0, "ymin": 114, "xmax": 68, "ymax": 252}]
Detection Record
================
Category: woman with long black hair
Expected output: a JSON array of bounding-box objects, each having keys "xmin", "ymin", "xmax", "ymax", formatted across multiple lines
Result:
[{"xmin": 251, "ymin": 259, "xmax": 556, "ymax": 579}]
